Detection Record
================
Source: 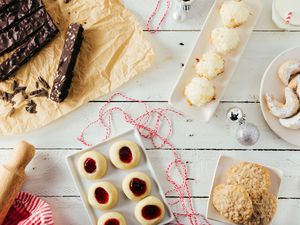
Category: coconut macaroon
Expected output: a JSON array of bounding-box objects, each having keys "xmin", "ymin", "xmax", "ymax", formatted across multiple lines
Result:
[
  {"xmin": 184, "ymin": 77, "xmax": 215, "ymax": 106},
  {"xmin": 196, "ymin": 52, "xmax": 225, "ymax": 80},
  {"xmin": 211, "ymin": 27, "xmax": 240, "ymax": 54},
  {"xmin": 220, "ymin": 0, "xmax": 250, "ymax": 28}
]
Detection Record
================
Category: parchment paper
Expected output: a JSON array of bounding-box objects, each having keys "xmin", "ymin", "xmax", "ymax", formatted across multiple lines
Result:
[{"xmin": 0, "ymin": 0, "xmax": 154, "ymax": 135}]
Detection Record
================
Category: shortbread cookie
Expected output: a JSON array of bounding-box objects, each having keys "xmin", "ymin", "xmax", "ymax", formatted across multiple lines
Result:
[
  {"xmin": 184, "ymin": 77, "xmax": 215, "ymax": 106},
  {"xmin": 88, "ymin": 181, "xmax": 119, "ymax": 210},
  {"xmin": 122, "ymin": 172, "xmax": 152, "ymax": 201},
  {"xmin": 212, "ymin": 184, "xmax": 253, "ymax": 223},
  {"xmin": 78, "ymin": 151, "xmax": 107, "ymax": 179},
  {"xmin": 227, "ymin": 162, "xmax": 271, "ymax": 192},
  {"xmin": 109, "ymin": 140, "xmax": 141, "ymax": 170},
  {"xmin": 196, "ymin": 52, "xmax": 225, "ymax": 80},
  {"xmin": 220, "ymin": 0, "xmax": 250, "ymax": 28},
  {"xmin": 244, "ymin": 190, "xmax": 277, "ymax": 225},
  {"xmin": 211, "ymin": 27, "xmax": 240, "ymax": 54},
  {"xmin": 135, "ymin": 196, "xmax": 165, "ymax": 225},
  {"xmin": 98, "ymin": 212, "xmax": 127, "ymax": 225}
]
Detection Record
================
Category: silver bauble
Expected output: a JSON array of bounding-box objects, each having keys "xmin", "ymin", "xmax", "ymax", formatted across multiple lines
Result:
[{"xmin": 236, "ymin": 122, "xmax": 260, "ymax": 146}]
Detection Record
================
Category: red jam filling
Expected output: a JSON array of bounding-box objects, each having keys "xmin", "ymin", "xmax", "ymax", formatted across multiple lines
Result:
[
  {"xmin": 142, "ymin": 205, "xmax": 161, "ymax": 220},
  {"xmin": 95, "ymin": 187, "xmax": 109, "ymax": 204},
  {"xmin": 104, "ymin": 218, "xmax": 120, "ymax": 225},
  {"xmin": 84, "ymin": 158, "xmax": 96, "ymax": 173},
  {"xmin": 129, "ymin": 178, "xmax": 147, "ymax": 196},
  {"xmin": 119, "ymin": 146, "xmax": 132, "ymax": 163}
]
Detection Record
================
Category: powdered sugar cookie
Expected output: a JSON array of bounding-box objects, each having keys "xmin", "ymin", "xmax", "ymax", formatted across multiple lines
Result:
[
  {"xmin": 278, "ymin": 60, "xmax": 300, "ymax": 85},
  {"xmin": 212, "ymin": 184, "xmax": 253, "ymax": 223},
  {"xmin": 227, "ymin": 162, "xmax": 271, "ymax": 192}
]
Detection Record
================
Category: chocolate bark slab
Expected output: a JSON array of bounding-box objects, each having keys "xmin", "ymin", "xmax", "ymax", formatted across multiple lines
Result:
[
  {"xmin": 0, "ymin": 20, "xmax": 58, "ymax": 81},
  {"xmin": 0, "ymin": 0, "xmax": 43, "ymax": 34},
  {"xmin": 50, "ymin": 23, "xmax": 84, "ymax": 103},
  {"xmin": 0, "ymin": 0, "xmax": 16, "ymax": 12},
  {"xmin": 0, "ymin": 8, "xmax": 50, "ymax": 56}
]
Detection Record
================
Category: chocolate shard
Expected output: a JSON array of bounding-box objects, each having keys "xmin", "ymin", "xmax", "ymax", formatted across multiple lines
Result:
[
  {"xmin": 50, "ymin": 23, "xmax": 83, "ymax": 103},
  {"xmin": 0, "ymin": 0, "xmax": 43, "ymax": 34},
  {"xmin": 25, "ymin": 100, "xmax": 37, "ymax": 113},
  {"xmin": 38, "ymin": 76, "xmax": 50, "ymax": 89},
  {"xmin": 0, "ymin": 0, "xmax": 16, "ymax": 12},
  {"xmin": 0, "ymin": 8, "xmax": 50, "ymax": 56},
  {"xmin": 0, "ymin": 20, "xmax": 59, "ymax": 81}
]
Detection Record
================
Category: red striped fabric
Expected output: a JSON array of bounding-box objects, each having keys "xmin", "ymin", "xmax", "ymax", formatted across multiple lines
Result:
[{"xmin": 3, "ymin": 192, "xmax": 54, "ymax": 225}]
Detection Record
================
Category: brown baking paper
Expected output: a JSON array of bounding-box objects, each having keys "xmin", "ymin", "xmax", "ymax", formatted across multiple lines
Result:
[{"xmin": 0, "ymin": 0, "xmax": 154, "ymax": 135}]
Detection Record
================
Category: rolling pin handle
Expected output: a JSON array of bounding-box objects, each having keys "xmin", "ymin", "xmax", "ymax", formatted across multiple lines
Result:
[{"xmin": 6, "ymin": 141, "xmax": 36, "ymax": 171}]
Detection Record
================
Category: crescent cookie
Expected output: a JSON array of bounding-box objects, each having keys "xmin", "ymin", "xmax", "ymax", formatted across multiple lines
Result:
[
  {"xmin": 278, "ymin": 60, "xmax": 300, "ymax": 86},
  {"xmin": 226, "ymin": 162, "xmax": 271, "ymax": 192},
  {"xmin": 109, "ymin": 140, "xmax": 141, "ymax": 170},
  {"xmin": 265, "ymin": 87, "xmax": 299, "ymax": 119},
  {"xmin": 279, "ymin": 111, "xmax": 300, "ymax": 129},
  {"xmin": 88, "ymin": 181, "xmax": 119, "ymax": 210},
  {"xmin": 196, "ymin": 52, "xmax": 225, "ymax": 80},
  {"xmin": 98, "ymin": 212, "xmax": 127, "ymax": 225},
  {"xmin": 77, "ymin": 151, "xmax": 107, "ymax": 179},
  {"xmin": 211, "ymin": 27, "xmax": 240, "ymax": 54},
  {"xmin": 212, "ymin": 184, "xmax": 253, "ymax": 224},
  {"xmin": 135, "ymin": 196, "xmax": 165, "ymax": 225},
  {"xmin": 244, "ymin": 190, "xmax": 277, "ymax": 225},
  {"xmin": 220, "ymin": 0, "xmax": 250, "ymax": 28},
  {"xmin": 122, "ymin": 172, "xmax": 152, "ymax": 201}
]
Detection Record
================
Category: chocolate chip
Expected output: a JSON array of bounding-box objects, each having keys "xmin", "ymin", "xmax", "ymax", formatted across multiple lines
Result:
[
  {"xmin": 25, "ymin": 100, "xmax": 37, "ymax": 113},
  {"xmin": 35, "ymin": 81, "xmax": 39, "ymax": 89},
  {"xmin": 12, "ymin": 80, "xmax": 18, "ymax": 91},
  {"xmin": 30, "ymin": 88, "xmax": 48, "ymax": 97},
  {"xmin": 8, "ymin": 107, "xmax": 15, "ymax": 117},
  {"xmin": 38, "ymin": 76, "xmax": 50, "ymax": 89}
]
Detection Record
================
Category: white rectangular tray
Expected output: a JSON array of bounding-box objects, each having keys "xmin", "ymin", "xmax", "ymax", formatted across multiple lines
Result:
[
  {"xmin": 169, "ymin": 0, "xmax": 264, "ymax": 122},
  {"xmin": 66, "ymin": 129, "xmax": 174, "ymax": 225},
  {"xmin": 206, "ymin": 154, "xmax": 283, "ymax": 225}
]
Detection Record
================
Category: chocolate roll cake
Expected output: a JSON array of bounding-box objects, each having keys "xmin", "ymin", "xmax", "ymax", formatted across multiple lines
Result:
[
  {"xmin": 50, "ymin": 23, "xmax": 84, "ymax": 103},
  {"xmin": 0, "ymin": 20, "xmax": 58, "ymax": 81},
  {"xmin": 0, "ymin": 0, "xmax": 43, "ymax": 34},
  {"xmin": 0, "ymin": 8, "xmax": 50, "ymax": 56}
]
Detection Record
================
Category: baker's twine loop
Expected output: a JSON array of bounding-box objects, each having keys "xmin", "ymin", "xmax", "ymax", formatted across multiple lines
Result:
[
  {"xmin": 77, "ymin": 92, "xmax": 211, "ymax": 225},
  {"xmin": 146, "ymin": 0, "xmax": 171, "ymax": 33}
]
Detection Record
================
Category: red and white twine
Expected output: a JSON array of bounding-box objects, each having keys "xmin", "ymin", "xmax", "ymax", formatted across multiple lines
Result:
[
  {"xmin": 77, "ymin": 92, "xmax": 211, "ymax": 225},
  {"xmin": 146, "ymin": 0, "xmax": 171, "ymax": 33},
  {"xmin": 285, "ymin": 11, "xmax": 293, "ymax": 24}
]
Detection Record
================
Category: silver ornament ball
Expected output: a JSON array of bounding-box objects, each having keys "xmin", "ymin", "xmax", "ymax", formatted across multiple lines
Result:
[
  {"xmin": 227, "ymin": 107, "xmax": 244, "ymax": 122},
  {"xmin": 236, "ymin": 122, "xmax": 260, "ymax": 146}
]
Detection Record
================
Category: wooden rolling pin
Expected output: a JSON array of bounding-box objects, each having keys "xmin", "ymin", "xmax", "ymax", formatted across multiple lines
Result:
[{"xmin": 0, "ymin": 141, "xmax": 35, "ymax": 225}]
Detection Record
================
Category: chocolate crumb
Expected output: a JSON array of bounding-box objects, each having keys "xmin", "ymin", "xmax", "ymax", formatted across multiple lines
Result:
[
  {"xmin": 21, "ymin": 90, "xmax": 28, "ymax": 99},
  {"xmin": 12, "ymin": 80, "xmax": 18, "ymax": 91},
  {"xmin": 14, "ymin": 86, "xmax": 26, "ymax": 94},
  {"xmin": 25, "ymin": 100, "xmax": 37, "ymax": 113},
  {"xmin": 64, "ymin": 0, "xmax": 71, "ymax": 3},
  {"xmin": 30, "ymin": 88, "xmax": 48, "ymax": 97},
  {"xmin": 38, "ymin": 76, "xmax": 50, "ymax": 89},
  {"xmin": 8, "ymin": 107, "xmax": 15, "ymax": 117},
  {"xmin": 35, "ymin": 81, "xmax": 39, "ymax": 89}
]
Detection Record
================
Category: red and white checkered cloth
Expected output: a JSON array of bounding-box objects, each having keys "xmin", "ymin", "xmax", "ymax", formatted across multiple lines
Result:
[{"xmin": 3, "ymin": 192, "xmax": 53, "ymax": 225}]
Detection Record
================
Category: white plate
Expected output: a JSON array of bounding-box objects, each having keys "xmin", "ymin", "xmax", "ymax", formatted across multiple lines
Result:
[
  {"xmin": 272, "ymin": 0, "xmax": 300, "ymax": 30},
  {"xmin": 206, "ymin": 155, "xmax": 283, "ymax": 225},
  {"xmin": 66, "ymin": 129, "xmax": 174, "ymax": 225},
  {"xmin": 169, "ymin": 0, "xmax": 263, "ymax": 122},
  {"xmin": 260, "ymin": 47, "xmax": 300, "ymax": 146}
]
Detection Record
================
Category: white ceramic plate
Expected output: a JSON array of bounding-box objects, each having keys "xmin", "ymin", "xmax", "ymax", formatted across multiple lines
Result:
[
  {"xmin": 206, "ymin": 155, "xmax": 283, "ymax": 225},
  {"xmin": 272, "ymin": 0, "xmax": 300, "ymax": 31},
  {"xmin": 169, "ymin": 0, "xmax": 263, "ymax": 122},
  {"xmin": 66, "ymin": 129, "xmax": 174, "ymax": 225},
  {"xmin": 260, "ymin": 47, "xmax": 300, "ymax": 146}
]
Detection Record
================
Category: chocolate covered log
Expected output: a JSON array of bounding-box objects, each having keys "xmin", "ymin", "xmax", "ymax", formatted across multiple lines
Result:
[
  {"xmin": 50, "ymin": 23, "xmax": 84, "ymax": 103},
  {"xmin": 0, "ymin": 0, "xmax": 16, "ymax": 12},
  {"xmin": 0, "ymin": 8, "xmax": 50, "ymax": 56},
  {"xmin": 0, "ymin": 0, "xmax": 43, "ymax": 34},
  {"xmin": 0, "ymin": 20, "xmax": 58, "ymax": 81}
]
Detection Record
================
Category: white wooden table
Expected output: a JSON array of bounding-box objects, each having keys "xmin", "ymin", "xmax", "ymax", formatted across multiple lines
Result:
[{"xmin": 2, "ymin": 0, "xmax": 300, "ymax": 224}]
